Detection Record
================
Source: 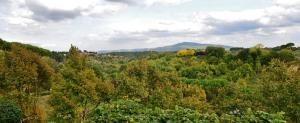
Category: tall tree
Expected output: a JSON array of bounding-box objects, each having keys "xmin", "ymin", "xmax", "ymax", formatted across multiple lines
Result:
[
  {"xmin": 258, "ymin": 60, "xmax": 300, "ymax": 122},
  {"xmin": 2, "ymin": 44, "xmax": 54, "ymax": 122},
  {"xmin": 49, "ymin": 45, "xmax": 108, "ymax": 122},
  {"xmin": 205, "ymin": 47, "xmax": 225, "ymax": 58}
]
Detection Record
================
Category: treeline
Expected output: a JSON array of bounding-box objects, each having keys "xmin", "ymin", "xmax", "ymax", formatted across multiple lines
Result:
[
  {"xmin": 0, "ymin": 41, "xmax": 300, "ymax": 122},
  {"xmin": 0, "ymin": 38, "xmax": 51, "ymax": 56},
  {"xmin": 0, "ymin": 38, "xmax": 66, "ymax": 62}
]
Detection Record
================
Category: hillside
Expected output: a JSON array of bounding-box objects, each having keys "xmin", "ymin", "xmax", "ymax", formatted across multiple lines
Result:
[
  {"xmin": 1, "ymin": 41, "xmax": 299, "ymax": 122},
  {"xmin": 152, "ymin": 42, "xmax": 232, "ymax": 51},
  {"xmin": 99, "ymin": 42, "xmax": 232, "ymax": 53},
  {"xmin": 0, "ymin": 38, "xmax": 51, "ymax": 56}
]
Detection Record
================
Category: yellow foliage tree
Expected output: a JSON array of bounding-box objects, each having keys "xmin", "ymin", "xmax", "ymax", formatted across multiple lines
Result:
[
  {"xmin": 49, "ymin": 45, "xmax": 113, "ymax": 122},
  {"xmin": 2, "ymin": 45, "xmax": 54, "ymax": 122},
  {"xmin": 177, "ymin": 49, "xmax": 196, "ymax": 56}
]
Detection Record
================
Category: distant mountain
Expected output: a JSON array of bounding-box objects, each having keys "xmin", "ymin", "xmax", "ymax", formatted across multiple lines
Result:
[
  {"xmin": 99, "ymin": 42, "xmax": 233, "ymax": 53},
  {"xmin": 151, "ymin": 42, "xmax": 232, "ymax": 51}
]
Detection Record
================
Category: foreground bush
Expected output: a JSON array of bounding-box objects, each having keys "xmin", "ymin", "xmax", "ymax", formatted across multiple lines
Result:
[
  {"xmin": 88, "ymin": 100, "xmax": 286, "ymax": 123},
  {"xmin": 0, "ymin": 99, "xmax": 22, "ymax": 123}
]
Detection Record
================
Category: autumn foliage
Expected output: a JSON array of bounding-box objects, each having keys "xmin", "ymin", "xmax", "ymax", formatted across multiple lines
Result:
[{"xmin": 1, "ymin": 40, "xmax": 300, "ymax": 122}]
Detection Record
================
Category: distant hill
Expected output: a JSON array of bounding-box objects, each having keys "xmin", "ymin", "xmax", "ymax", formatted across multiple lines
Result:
[
  {"xmin": 151, "ymin": 42, "xmax": 232, "ymax": 51},
  {"xmin": 99, "ymin": 42, "xmax": 232, "ymax": 53}
]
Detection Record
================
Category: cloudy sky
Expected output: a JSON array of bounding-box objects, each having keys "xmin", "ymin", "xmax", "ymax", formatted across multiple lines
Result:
[{"xmin": 0, "ymin": 0, "xmax": 300, "ymax": 51}]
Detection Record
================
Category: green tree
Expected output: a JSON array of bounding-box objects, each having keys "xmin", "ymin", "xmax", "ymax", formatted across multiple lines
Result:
[
  {"xmin": 114, "ymin": 60, "xmax": 149, "ymax": 100},
  {"xmin": 49, "ymin": 45, "xmax": 107, "ymax": 122},
  {"xmin": 2, "ymin": 45, "xmax": 54, "ymax": 122},
  {"xmin": 212, "ymin": 79, "xmax": 261, "ymax": 115},
  {"xmin": 277, "ymin": 49, "xmax": 295, "ymax": 61},
  {"xmin": 205, "ymin": 46, "xmax": 225, "ymax": 58},
  {"xmin": 258, "ymin": 59, "xmax": 300, "ymax": 122}
]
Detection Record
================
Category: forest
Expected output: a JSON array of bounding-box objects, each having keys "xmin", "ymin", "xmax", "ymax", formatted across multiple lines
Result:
[{"xmin": 0, "ymin": 38, "xmax": 300, "ymax": 123}]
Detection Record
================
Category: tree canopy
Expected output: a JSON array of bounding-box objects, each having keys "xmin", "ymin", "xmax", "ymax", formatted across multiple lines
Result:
[{"xmin": 1, "ymin": 41, "xmax": 300, "ymax": 122}]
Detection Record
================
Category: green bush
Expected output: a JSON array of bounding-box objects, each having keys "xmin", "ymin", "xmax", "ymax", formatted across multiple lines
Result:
[
  {"xmin": 87, "ymin": 100, "xmax": 219, "ymax": 123},
  {"xmin": 206, "ymin": 47, "xmax": 225, "ymax": 58},
  {"xmin": 199, "ymin": 79, "xmax": 229, "ymax": 90},
  {"xmin": 0, "ymin": 99, "xmax": 22, "ymax": 123},
  {"xmin": 88, "ymin": 100, "xmax": 286, "ymax": 123}
]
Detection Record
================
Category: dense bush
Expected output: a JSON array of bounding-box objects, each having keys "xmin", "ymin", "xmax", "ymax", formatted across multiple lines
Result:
[
  {"xmin": 88, "ymin": 100, "xmax": 286, "ymax": 123},
  {"xmin": 205, "ymin": 46, "xmax": 225, "ymax": 58},
  {"xmin": 0, "ymin": 99, "xmax": 22, "ymax": 123}
]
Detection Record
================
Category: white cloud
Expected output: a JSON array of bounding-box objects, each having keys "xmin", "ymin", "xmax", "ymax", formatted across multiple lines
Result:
[
  {"xmin": 28, "ymin": 0, "xmax": 98, "ymax": 11},
  {"xmin": 1, "ymin": 0, "xmax": 124, "ymax": 23},
  {"xmin": 190, "ymin": 0, "xmax": 300, "ymax": 35},
  {"xmin": 5, "ymin": 17, "xmax": 36, "ymax": 26},
  {"xmin": 274, "ymin": 0, "xmax": 300, "ymax": 6},
  {"xmin": 144, "ymin": 0, "xmax": 191, "ymax": 6},
  {"xmin": 108, "ymin": 19, "xmax": 208, "ymax": 33},
  {"xmin": 105, "ymin": 0, "xmax": 191, "ymax": 6},
  {"xmin": 1, "ymin": 0, "xmax": 300, "ymax": 51}
]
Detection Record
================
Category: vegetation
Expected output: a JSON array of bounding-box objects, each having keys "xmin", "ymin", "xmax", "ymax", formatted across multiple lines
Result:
[
  {"xmin": 1, "ymin": 38, "xmax": 300, "ymax": 122},
  {"xmin": 0, "ymin": 98, "xmax": 22, "ymax": 123},
  {"xmin": 88, "ymin": 100, "xmax": 285, "ymax": 123},
  {"xmin": 177, "ymin": 49, "xmax": 196, "ymax": 56}
]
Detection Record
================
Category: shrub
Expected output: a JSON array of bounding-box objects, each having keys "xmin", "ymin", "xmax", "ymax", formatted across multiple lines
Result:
[
  {"xmin": 0, "ymin": 99, "xmax": 22, "ymax": 123},
  {"xmin": 87, "ymin": 100, "xmax": 286, "ymax": 123}
]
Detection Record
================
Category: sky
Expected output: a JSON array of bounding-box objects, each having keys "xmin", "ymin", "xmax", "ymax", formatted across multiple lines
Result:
[{"xmin": 0, "ymin": 0, "xmax": 300, "ymax": 51}]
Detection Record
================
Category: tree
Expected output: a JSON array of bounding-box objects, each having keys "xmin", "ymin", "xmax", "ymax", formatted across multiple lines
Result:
[
  {"xmin": 285, "ymin": 42, "xmax": 295, "ymax": 48},
  {"xmin": 199, "ymin": 79, "xmax": 229, "ymax": 101},
  {"xmin": 237, "ymin": 49, "xmax": 250, "ymax": 61},
  {"xmin": 254, "ymin": 43, "xmax": 264, "ymax": 48},
  {"xmin": 0, "ymin": 39, "xmax": 11, "ymax": 51},
  {"xmin": 230, "ymin": 47, "xmax": 244, "ymax": 52},
  {"xmin": 2, "ymin": 45, "xmax": 54, "ymax": 122},
  {"xmin": 205, "ymin": 47, "xmax": 225, "ymax": 58},
  {"xmin": 0, "ymin": 50, "xmax": 5, "ymax": 89},
  {"xmin": 114, "ymin": 60, "xmax": 149, "ymax": 100},
  {"xmin": 180, "ymin": 62, "xmax": 212, "ymax": 79},
  {"xmin": 257, "ymin": 60, "xmax": 300, "ymax": 122},
  {"xmin": 176, "ymin": 49, "xmax": 195, "ymax": 56},
  {"xmin": 273, "ymin": 42, "xmax": 295, "ymax": 51},
  {"xmin": 277, "ymin": 49, "xmax": 295, "ymax": 61},
  {"xmin": 212, "ymin": 79, "xmax": 261, "ymax": 115},
  {"xmin": 179, "ymin": 84, "xmax": 207, "ymax": 111},
  {"xmin": 49, "ymin": 45, "xmax": 107, "ymax": 122}
]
